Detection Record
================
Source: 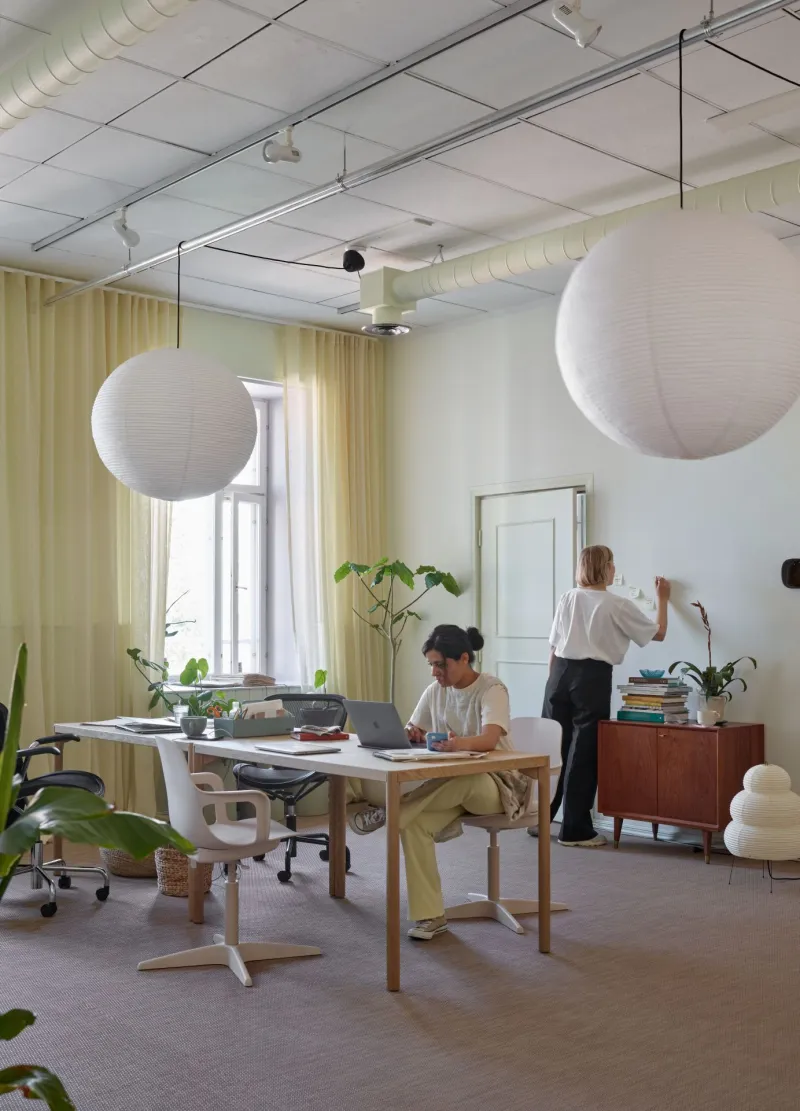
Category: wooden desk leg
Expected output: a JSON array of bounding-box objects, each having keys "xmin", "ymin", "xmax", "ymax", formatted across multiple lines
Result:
[
  {"xmin": 52, "ymin": 741, "xmax": 65, "ymax": 864},
  {"xmin": 537, "ymin": 765, "xmax": 551, "ymax": 955},
  {"xmin": 386, "ymin": 774, "xmax": 401, "ymax": 992},
  {"xmin": 328, "ymin": 775, "xmax": 347, "ymax": 898},
  {"xmin": 186, "ymin": 744, "xmax": 204, "ymax": 925}
]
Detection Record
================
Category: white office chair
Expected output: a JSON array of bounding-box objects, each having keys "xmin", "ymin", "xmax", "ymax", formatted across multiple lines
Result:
[
  {"xmin": 138, "ymin": 739, "xmax": 320, "ymax": 986},
  {"xmin": 445, "ymin": 717, "xmax": 569, "ymax": 934}
]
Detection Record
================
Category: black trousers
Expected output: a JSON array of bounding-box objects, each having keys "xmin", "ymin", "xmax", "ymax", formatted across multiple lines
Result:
[{"xmin": 543, "ymin": 656, "xmax": 612, "ymax": 842}]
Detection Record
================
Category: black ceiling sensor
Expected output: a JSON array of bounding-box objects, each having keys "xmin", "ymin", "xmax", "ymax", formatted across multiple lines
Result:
[
  {"xmin": 342, "ymin": 249, "xmax": 366, "ymax": 273},
  {"xmin": 781, "ymin": 559, "xmax": 800, "ymax": 588}
]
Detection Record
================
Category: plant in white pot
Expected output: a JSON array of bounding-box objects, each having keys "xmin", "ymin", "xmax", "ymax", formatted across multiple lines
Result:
[{"xmin": 669, "ymin": 601, "xmax": 756, "ymax": 724}]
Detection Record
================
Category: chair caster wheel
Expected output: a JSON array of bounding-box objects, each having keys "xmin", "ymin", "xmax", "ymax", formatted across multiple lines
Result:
[
  {"xmin": 253, "ymin": 854, "xmax": 266, "ymax": 862},
  {"xmin": 40, "ymin": 902, "xmax": 57, "ymax": 917},
  {"xmin": 277, "ymin": 870, "xmax": 292, "ymax": 884},
  {"xmin": 319, "ymin": 848, "xmax": 329, "ymax": 862},
  {"xmin": 96, "ymin": 886, "xmax": 110, "ymax": 901},
  {"xmin": 57, "ymin": 875, "xmax": 72, "ymax": 889}
]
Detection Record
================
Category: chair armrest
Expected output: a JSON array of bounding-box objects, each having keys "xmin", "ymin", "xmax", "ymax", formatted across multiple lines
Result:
[
  {"xmin": 197, "ymin": 788, "xmax": 270, "ymax": 842},
  {"xmin": 16, "ymin": 744, "xmax": 62, "ymax": 778},
  {"xmin": 37, "ymin": 734, "xmax": 78, "ymax": 745},
  {"xmin": 191, "ymin": 771, "xmax": 226, "ymax": 792}
]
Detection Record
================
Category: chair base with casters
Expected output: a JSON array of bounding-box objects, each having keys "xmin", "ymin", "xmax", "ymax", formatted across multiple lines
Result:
[
  {"xmin": 233, "ymin": 767, "xmax": 351, "ymax": 883},
  {"xmin": 445, "ymin": 815, "xmax": 569, "ymax": 934}
]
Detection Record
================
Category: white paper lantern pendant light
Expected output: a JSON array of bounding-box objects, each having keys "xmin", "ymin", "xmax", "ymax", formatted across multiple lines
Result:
[
  {"xmin": 92, "ymin": 247, "xmax": 257, "ymax": 500},
  {"xmin": 555, "ymin": 32, "xmax": 800, "ymax": 461}
]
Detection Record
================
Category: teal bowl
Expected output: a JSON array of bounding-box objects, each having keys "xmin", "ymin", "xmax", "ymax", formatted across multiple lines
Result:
[{"xmin": 639, "ymin": 669, "xmax": 665, "ymax": 679}]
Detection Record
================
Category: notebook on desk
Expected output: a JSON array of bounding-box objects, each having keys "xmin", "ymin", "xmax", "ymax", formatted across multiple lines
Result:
[
  {"xmin": 255, "ymin": 741, "xmax": 342, "ymax": 756},
  {"xmin": 370, "ymin": 750, "xmax": 486, "ymax": 762}
]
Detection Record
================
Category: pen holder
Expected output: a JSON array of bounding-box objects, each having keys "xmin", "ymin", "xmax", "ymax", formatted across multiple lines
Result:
[{"xmin": 212, "ymin": 713, "xmax": 295, "ymax": 740}]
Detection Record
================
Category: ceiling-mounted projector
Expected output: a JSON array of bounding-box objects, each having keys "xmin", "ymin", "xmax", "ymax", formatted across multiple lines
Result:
[
  {"xmin": 263, "ymin": 126, "xmax": 302, "ymax": 165},
  {"xmin": 551, "ymin": 0, "xmax": 601, "ymax": 47}
]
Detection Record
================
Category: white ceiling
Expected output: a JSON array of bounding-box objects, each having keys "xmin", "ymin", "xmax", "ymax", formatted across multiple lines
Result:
[{"xmin": 1, "ymin": 0, "xmax": 800, "ymax": 332}]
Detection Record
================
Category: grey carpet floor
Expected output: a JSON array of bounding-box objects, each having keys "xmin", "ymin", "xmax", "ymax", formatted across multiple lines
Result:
[{"xmin": 1, "ymin": 828, "xmax": 798, "ymax": 1111}]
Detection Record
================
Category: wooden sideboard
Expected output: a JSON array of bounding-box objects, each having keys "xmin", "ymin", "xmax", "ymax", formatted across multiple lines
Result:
[{"xmin": 597, "ymin": 720, "xmax": 765, "ymax": 862}]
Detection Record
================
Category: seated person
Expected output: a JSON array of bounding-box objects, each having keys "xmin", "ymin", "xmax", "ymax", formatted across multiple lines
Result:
[{"xmin": 349, "ymin": 624, "xmax": 531, "ymax": 941}]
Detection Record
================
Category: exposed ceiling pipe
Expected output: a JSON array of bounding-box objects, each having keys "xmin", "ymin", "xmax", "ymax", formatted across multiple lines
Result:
[
  {"xmin": 0, "ymin": 0, "xmax": 197, "ymax": 130},
  {"xmin": 43, "ymin": 0, "xmax": 789, "ymax": 308},
  {"xmin": 33, "ymin": 0, "xmax": 553, "ymax": 251},
  {"xmin": 369, "ymin": 158, "xmax": 800, "ymax": 319}
]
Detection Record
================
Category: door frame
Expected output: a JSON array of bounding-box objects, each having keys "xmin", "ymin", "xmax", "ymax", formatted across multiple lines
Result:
[{"xmin": 471, "ymin": 473, "xmax": 593, "ymax": 633}]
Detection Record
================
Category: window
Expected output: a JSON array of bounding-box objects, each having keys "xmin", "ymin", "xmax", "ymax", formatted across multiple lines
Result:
[{"xmin": 166, "ymin": 383, "xmax": 295, "ymax": 680}]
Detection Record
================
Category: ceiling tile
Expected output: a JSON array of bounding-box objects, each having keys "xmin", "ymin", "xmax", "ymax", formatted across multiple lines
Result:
[
  {"xmin": 53, "ymin": 219, "xmax": 177, "ymax": 264},
  {"xmin": 49, "ymin": 60, "xmax": 175, "ymax": 125},
  {"xmin": 436, "ymin": 121, "xmax": 674, "ymax": 215},
  {"xmin": 414, "ymin": 16, "xmax": 603, "ymax": 109},
  {"xmin": 0, "ymin": 109, "xmax": 97, "ymax": 162},
  {"xmin": 353, "ymin": 161, "xmax": 577, "ymax": 236},
  {"xmin": 171, "ymin": 247, "xmax": 357, "ymax": 301},
  {"xmin": 280, "ymin": 0, "xmax": 499, "ymax": 64},
  {"xmin": 534, "ymin": 73, "xmax": 800, "ymax": 186},
  {"xmin": 115, "ymin": 82, "xmax": 282, "ymax": 155},
  {"xmin": 166, "ymin": 161, "xmax": 312, "ymax": 215},
  {"xmin": 0, "ymin": 1, "xmax": 61, "ymax": 32},
  {"xmin": 235, "ymin": 121, "xmax": 396, "ymax": 185},
  {"xmin": 193, "ymin": 23, "xmax": 379, "ymax": 111},
  {"xmin": 315, "ymin": 74, "xmax": 489, "ymax": 148},
  {"xmin": 0, "ymin": 16, "xmax": 45, "ymax": 67},
  {"xmin": 0, "ymin": 152, "xmax": 33, "ymax": 187},
  {"xmin": 122, "ymin": 0, "xmax": 266, "ymax": 77},
  {"xmin": 0, "ymin": 165, "xmax": 131, "ymax": 217},
  {"xmin": 274, "ymin": 193, "xmax": 408, "ymax": 241},
  {"xmin": 0, "ymin": 235, "xmax": 114, "ymax": 281},
  {"xmin": 364, "ymin": 218, "xmax": 502, "ymax": 260},
  {"xmin": 50, "ymin": 129, "xmax": 202, "ymax": 188},
  {"xmin": 224, "ymin": 221, "xmax": 342, "ymax": 261},
  {"xmin": 432, "ymin": 280, "xmax": 552, "ymax": 310},
  {"xmin": 126, "ymin": 194, "xmax": 240, "ymax": 239},
  {"xmin": 0, "ymin": 200, "xmax": 78, "ymax": 242},
  {"xmin": 223, "ymin": 0, "xmax": 304, "ymax": 17}
]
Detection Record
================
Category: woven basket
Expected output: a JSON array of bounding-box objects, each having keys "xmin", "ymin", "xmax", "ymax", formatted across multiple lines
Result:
[
  {"xmin": 155, "ymin": 847, "xmax": 213, "ymax": 898},
  {"xmin": 99, "ymin": 848, "xmax": 157, "ymax": 878}
]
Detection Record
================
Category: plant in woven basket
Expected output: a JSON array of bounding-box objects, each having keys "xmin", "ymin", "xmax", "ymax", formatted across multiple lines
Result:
[
  {"xmin": 669, "ymin": 601, "xmax": 757, "ymax": 702},
  {"xmin": 0, "ymin": 644, "xmax": 194, "ymax": 1110}
]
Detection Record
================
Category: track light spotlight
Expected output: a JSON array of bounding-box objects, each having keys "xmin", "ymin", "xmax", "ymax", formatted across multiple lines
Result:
[
  {"xmin": 112, "ymin": 208, "xmax": 140, "ymax": 250},
  {"xmin": 551, "ymin": 0, "xmax": 601, "ymax": 47}
]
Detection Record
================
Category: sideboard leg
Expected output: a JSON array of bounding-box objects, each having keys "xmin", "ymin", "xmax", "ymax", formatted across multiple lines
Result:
[
  {"xmin": 613, "ymin": 817, "xmax": 622, "ymax": 849},
  {"xmin": 652, "ymin": 822, "xmax": 659, "ymax": 841},
  {"xmin": 702, "ymin": 830, "xmax": 712, "ymax": 864}
]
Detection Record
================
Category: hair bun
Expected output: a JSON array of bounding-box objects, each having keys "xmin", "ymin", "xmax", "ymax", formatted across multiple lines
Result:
[{"xmin": 466, "ymin": 626, "xmax": 484, "ymax": 651}]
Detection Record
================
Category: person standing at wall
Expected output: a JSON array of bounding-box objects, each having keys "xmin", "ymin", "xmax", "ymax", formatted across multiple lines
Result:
[{"xmin": 529, "ymin": 546, "xmax": 670, "ymax": 848}]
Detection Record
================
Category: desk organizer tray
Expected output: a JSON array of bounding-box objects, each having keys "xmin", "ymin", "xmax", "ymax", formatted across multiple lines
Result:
[{"xmin": 212, "ymin": 714, "xmax": 295, "ymax": 739}]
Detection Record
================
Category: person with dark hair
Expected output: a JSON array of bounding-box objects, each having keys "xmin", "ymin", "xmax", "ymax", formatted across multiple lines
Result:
[{"xmin": 349, "ymin": 624, "xmax": 532, "ymax": 941}]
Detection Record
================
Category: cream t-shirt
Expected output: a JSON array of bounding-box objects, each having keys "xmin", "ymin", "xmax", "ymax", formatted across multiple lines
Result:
[
  {"xmin": 549, "ymin": 587, "xmax": 659, "ymax": 666},
  {"xmin": 408, "ymin": 672, "xmax": 512, "ymax": 750}
]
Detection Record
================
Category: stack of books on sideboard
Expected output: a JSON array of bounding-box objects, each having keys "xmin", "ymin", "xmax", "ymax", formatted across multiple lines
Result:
[{"xmin": 616, "ymin": 676, "xmax": 691, "ymax": 724}]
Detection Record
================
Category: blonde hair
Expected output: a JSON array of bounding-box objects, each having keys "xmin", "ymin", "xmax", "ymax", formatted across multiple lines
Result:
[{"xmin": 576, "ymin": 545, "xmax": 613, "ymax": 588}]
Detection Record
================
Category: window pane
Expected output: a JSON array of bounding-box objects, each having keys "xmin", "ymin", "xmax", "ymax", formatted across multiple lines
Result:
[
  {"xmin": 165, "ymin": 495, "xmax": 214, "ymax": 676},
  {"xmin": 220, "ymin": 496, "xmax": 233, "ymax": 674},
  {"xmin": 231, "ymin": 404, "xmax": 261, "ymax": 487},
  {"xmin": 236, "ymin": 500, "xmax": 261, "ymax": 674}
]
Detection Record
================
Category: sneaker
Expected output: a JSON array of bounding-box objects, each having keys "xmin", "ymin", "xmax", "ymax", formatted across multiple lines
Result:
[
  {"xmin": 407, "ymin": 917, "xmax": 448, "ymax": 941},
  {"xmin": 557, "ymin": 833, "xmax": 607, "ymax": 848},
  {"xmin": 348, "ymin": 806, "xmax": 386, "ymax": 835}
]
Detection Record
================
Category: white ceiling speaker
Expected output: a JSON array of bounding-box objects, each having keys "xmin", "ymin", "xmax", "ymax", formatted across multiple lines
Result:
[
  {"xmin": 551, "ymin": 0, "xmax": 601, "ymax": 47},
  {"xmin": 555, "ymin": 210, "xmax": 800, "ymax": 459},
  {"xmin": 263, "ymin": 126, "xmax": 302, "ymax": 164},
  {"xmin": 112, "ymin": 208, "xmax": 140, "ymax": 250},
  {"xmin": 92, "ymin": 348, "xmax": 257, "ymax": 500}
]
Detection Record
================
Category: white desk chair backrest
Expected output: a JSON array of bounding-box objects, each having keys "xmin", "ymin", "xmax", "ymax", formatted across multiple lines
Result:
[
  {"xmin": 509, "ymin": 717, "xmax": 562, "ymax": 804},
  {"xmin": 156, "ymin": 737, "xmax": 230, "ymax": 850}
]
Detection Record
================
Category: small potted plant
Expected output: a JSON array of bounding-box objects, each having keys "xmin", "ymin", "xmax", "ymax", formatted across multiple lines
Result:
[
  {"xmin": 669, "ymin": 601, "xmax": 756, "ymax": 724},
  {"xmin": 177, "ymin": 657, "xmax": 237, "ymax": 737}
]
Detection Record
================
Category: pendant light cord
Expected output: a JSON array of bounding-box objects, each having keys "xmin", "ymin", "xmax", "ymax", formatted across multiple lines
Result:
[
  {"xmin": 177, "ymin": 242, "xmax": 183, "ymax": 349},
  {"xmin": 679, "ymin": 28, "xmax": 686, "ymax": 210}
]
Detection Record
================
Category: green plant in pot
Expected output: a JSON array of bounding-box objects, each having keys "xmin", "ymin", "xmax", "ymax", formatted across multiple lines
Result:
[
  {"xmin": 669, "ymin": 601, "xmax": 756, "ymax": 724},
  {"xmin": 334, "ymin": 559, "xmax": 461, "ymax": 702},
  {"xmin": 0, "ymin": 644, "xmax": 193, "ymax": 1108},
  {"xmin": 177, "ymin": 658, "xmax": 236, "ymax": 738}
]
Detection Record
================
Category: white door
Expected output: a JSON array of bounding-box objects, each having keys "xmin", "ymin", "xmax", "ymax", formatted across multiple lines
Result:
[{"xmin": 479, "ymin": 488, "xmax": 581, "ymax": 720}]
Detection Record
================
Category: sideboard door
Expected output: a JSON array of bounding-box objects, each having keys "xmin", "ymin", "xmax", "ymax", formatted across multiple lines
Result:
[
  {"xmin": 656, "ymin": 728, "xmax": 717, "ymax": 827},
  {"xmin": 598, "ymin": 724, "xmax": 658, "ymax": 818}
]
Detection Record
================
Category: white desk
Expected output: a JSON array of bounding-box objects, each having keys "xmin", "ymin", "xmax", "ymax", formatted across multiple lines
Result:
[{"xmin": 55, "ymin": 723, "xmax": 552, "ymax": 991}]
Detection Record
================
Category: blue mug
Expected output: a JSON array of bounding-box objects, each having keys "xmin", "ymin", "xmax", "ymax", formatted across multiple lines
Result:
[{"xmin": 426, "ymin": 731, "xmax": 448, "ymax": 751}]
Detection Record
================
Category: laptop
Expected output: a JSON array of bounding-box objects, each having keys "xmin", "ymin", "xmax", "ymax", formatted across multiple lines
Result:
[{"xmin": 343, "ymin": 700, "xmax": 412, "ymax": 750}]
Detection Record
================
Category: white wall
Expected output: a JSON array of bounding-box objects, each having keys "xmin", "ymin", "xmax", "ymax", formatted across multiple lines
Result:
[{"xmin": 387, "ymin": 299, "xmax": 799, "ymax": 777}]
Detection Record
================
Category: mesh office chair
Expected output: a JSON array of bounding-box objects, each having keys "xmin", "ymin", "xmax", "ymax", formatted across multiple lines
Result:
[
  {"xmin": 233, "ymin": 693, "xmax": 352, "ymax": 883},
  {"xmin": 2, "ymin": 704, "xmax": 110, "ymax": 916}
]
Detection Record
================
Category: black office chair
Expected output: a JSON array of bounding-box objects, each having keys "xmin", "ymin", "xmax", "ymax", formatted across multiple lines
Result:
[
  {"xmin": 233, "ymin": 694, "xmax": 352, "ymax": 883},
  {"xmin": 2, "ymin": 703, "xmax": 110, "ymax": 916}
]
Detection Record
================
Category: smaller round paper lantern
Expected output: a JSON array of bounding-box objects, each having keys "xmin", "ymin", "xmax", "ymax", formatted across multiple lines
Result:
[
  {"xmin": 555, "ymin": 211, "xmax": 800, "ymax": 459},
  {"xmin": 724, "ymin": 764, "xmax": 800, "ymax": 861},
  {"xmin": 92, "ymin": 348, "xmax": 257, "ymax": 500}
]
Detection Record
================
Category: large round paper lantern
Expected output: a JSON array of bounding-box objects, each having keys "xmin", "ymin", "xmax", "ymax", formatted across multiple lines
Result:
[
  {"xmin": 92, "ymin": 348, "xmax": 257, "ymax": 500},
  {"xmin": 555, "ymin": 211, "xmax": 800, "ymax": 459},
  {"xmin": 724, "ymin": 764, "xmax": 800, "ymax": 861}
]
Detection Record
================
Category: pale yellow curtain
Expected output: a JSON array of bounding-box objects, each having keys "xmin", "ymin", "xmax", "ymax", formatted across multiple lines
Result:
[
  {"xmin": 0, "ymin": 272, "xmax": 175, "ymax": 814},
  {"xmin": 280, "ymin": 326, "xmax": 387, "ymax": 701}
]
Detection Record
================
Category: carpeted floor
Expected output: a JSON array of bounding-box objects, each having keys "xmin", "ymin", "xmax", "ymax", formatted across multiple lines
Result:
[{"xmin": 1, "ymin": 827, "xmax": 798, "ymax": 1111}]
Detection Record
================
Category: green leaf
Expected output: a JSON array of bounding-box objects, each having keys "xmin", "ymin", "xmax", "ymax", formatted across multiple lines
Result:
[
  {"xmin": 424, "ymin": 571, "xmax": 440, "ymax": 590},
  {"xmin": 51, "ymin": 812, "xmax": 193, "ymax": 858},
  {"xmin": 405, "ymin": 610, "xmax": 422, "ymax": 621},
  {"xmin": 415, "ymin": 565, "xmax": 436, "ymax": 574},
  {"xmin": 394, "ymin": 561, "xmax": 415, "ymax": 590},
  {"xmin": 333, "ymin": 562, "xmax": 352, "ymax": 583},
  {"xmin": 148, "ymin": 692, "xmax": 161, "ymax": 710},
  {"xmin": 0, "ymin": 645, "xmax": 27, "ymax": 846},
  {"xmin": 197, "ymin": 658, "xmax": 209, "ymax": 679},
  {"xmin": 439, "ymin": 572, "xmax": 461, "ymax": 596},
  {"xmin": 373, "ymin": 568, "xmax": 386, "ymax": 587},
  {"xmin": 369, "ymin": 557, "xmax": 389, "ymax": 571},
  {"xmin": 126, "ymin": 647, "xmax": 140, "ymax": 660},
  {"xmin": 0, "ymin": 1010, "xmax": 35, "ymax": 1041},
  {"xmin": 349, "ymin": 562, "xmax": 370, "ymax": 575},
  {"xmin": 0, "ymin": 1064, "xmax": 76, "ymax": 1109},
  {"xmin": 367, "ymin": 601, "xmax": 387, "ymax": 613},
  {"xmin": 314, "ymin": 669, "xmax": 327, "ymax": 690},
  {"xmin": 0, "ymin": 788, "xmax": 112, "ymax": 856},
  {"xmin": 728, "ymin": 656, "xmax": 757, "ymax": 671}
]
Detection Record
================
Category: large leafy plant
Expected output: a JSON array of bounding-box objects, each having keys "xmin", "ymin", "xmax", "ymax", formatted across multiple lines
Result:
[
  {"xmin": 669, "ymin": 601, "xmax": 756, "ymax": 702},
  {"xmin": 0, "ymin": 644, "xmax": 193, "ymax": 1108},
  {"xmin": 127, "ymin": 651, "xmax": 235, "ymax": 719},
  {"xmin": 334, "ymin": 559, "xmax": 461, "ymax": 702}
]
